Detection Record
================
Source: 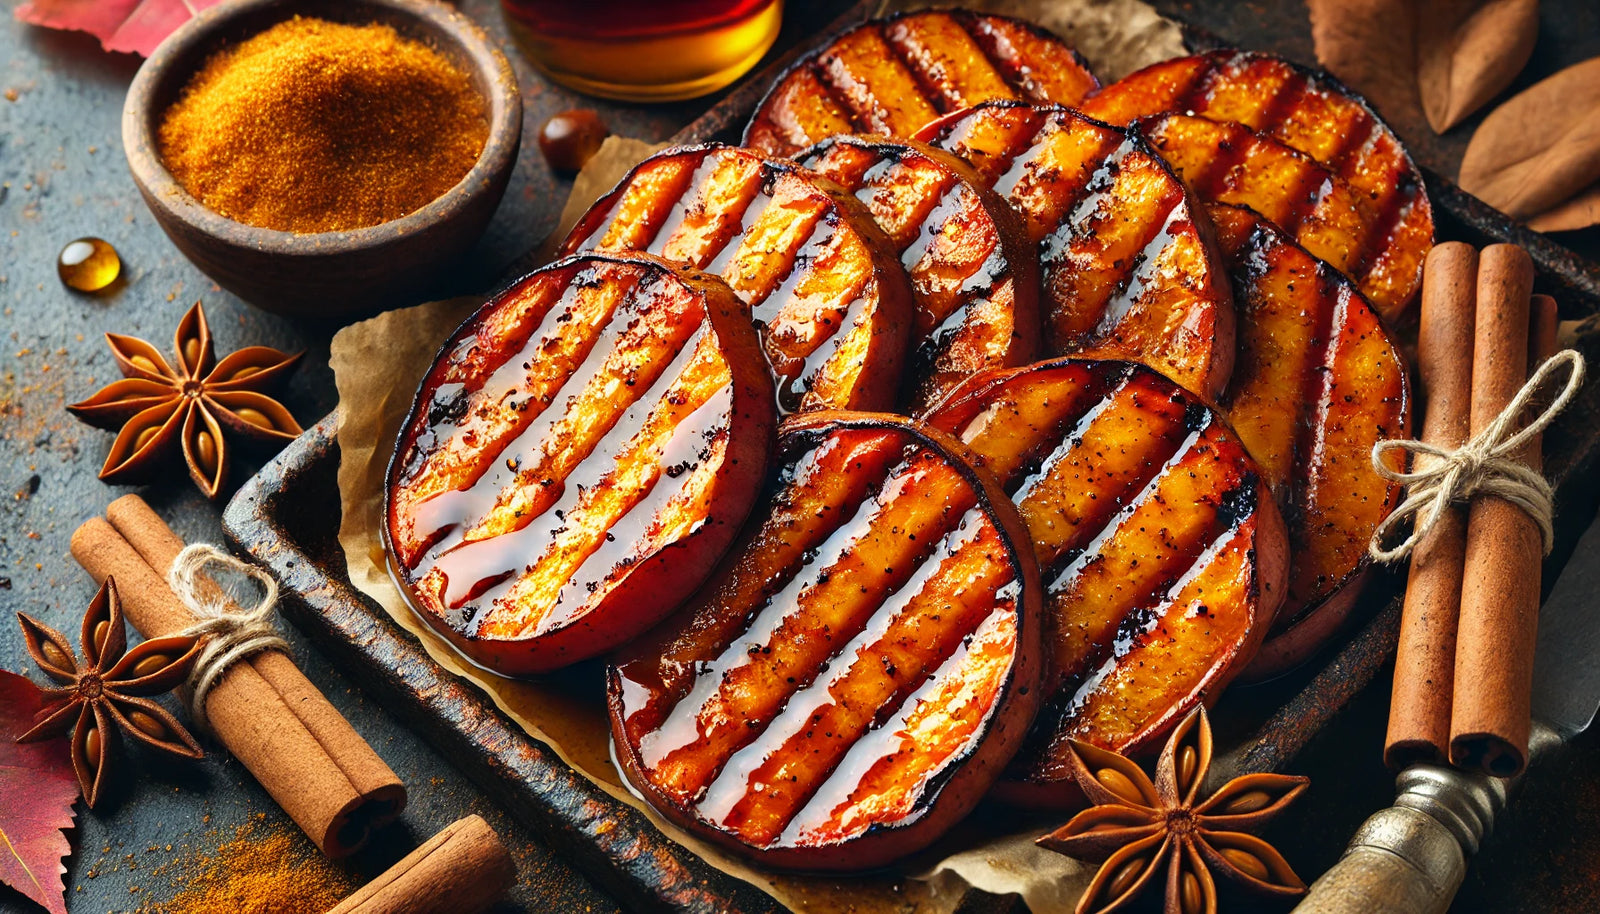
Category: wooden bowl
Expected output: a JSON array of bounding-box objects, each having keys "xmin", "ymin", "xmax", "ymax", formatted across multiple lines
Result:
[{"xmin": 122, "ymin": 0, "xmax": 521, "ymax": 319}]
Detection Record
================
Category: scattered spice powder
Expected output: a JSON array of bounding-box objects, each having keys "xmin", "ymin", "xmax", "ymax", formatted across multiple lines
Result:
[
  {"xmin": 158, "ymin": 16, "xmax": 489, "ymax": 234},
  {"xmin": 142, "ymin": 816, "xmax": 357, "ymax": 913}
]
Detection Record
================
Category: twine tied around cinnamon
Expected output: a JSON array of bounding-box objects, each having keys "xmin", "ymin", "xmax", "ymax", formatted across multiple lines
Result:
[
  {"xmin": 168, "ymin": 543, "xmax": 289, "ymax": 731},
  {"xmin": 1369, "ymin": 349, "xmax": 1587, "ymax": 564}
]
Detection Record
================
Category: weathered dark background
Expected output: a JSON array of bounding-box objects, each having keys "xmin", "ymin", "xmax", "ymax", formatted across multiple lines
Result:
[{"xmin": 2, "ymin": 1, "xmax": 1598, "ymax": 912}]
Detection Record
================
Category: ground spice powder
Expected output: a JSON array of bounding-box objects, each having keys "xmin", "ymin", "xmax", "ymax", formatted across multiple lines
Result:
[
  {"xmin": 142, "ymin": 816, "xmax": 357, "ymax": 913},
  {"xmin": 158, "ymin": 16, "xmax": 489, "ymax": 234}
]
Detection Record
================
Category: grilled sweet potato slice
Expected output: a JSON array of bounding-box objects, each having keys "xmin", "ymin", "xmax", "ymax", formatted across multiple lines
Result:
[
  {"xmin": 1133, "ymin": 113, "xmax": 1430, "ymax": 321},
  {"xmin": 924, "ymin": 358, "xmax": 1288, "ymax": 804},
  {"xmin": 917, "ymin": 101, "xmax": 1234, "ymax": 399},
  {"xmin": 610, "ymin": 413, "xmax": 1043, "ymax": 870},
  {"xmin": 1082, "ymin": 52, "xmax": 1433, "ymax": 291},
  {"xmin": 744, "ymin": 10, "xmax": 1097, "ymax": 157},
  {"xmin": 559, "ymin": 144, "xmax": 914, "ymax": 414},
  {"xmin": 1206, "ymin": 205, "xmax": 1410, "ymax": 678},
  {"xmin": 387, "ymin": 253, "xmax": 776, "ymax": 675},
  {"xmin": 797, "ymin": 134, "xmax": 1042, "ymax": 410}
]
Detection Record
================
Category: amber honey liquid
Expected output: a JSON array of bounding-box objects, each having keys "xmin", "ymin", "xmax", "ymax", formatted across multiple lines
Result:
[{"xmin": 502, "ymin": 0, "xmax": 783, "ymax": 101}]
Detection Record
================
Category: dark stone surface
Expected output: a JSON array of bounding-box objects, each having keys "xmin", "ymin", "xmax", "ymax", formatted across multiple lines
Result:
[{"xmin": 1, "ymin": 2, "xmax": 1598, "ymax": 914}]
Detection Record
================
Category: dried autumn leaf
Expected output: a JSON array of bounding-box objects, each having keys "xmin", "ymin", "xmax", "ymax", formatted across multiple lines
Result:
[
  {"xmin": 1458, "ymin": 56, "xmax": 1600, "ymax": 218},
  {"xmin": 1308, "ymin": 0, "xmax": 1425, "ymax": 129},
  {"xmin": 13, "ymin": 0, "xmax": 226, "ymax": 58},
  {"xmin": 0, "ymin": 670, "xmax": 78, "ymax": 914},
  {"xmin": 1418, "ymin": 0, "xmax": 1539, "ymax": 132},
  {"xmin": 1528, "ymin": 182, "xmax": 1600, "ymax": 232}
]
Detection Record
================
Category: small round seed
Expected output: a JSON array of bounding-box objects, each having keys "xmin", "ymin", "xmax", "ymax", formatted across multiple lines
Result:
[
  {"xmin": 233, "ymin": 407, "xmax": 273, "ymax": 430},
  {"xmin": 195, "ymin": 430, "xmax": 218, "ymax": 475},
  {"xmin": 1220, "ymin": 847, "xmax": 1270, "ymax": 881},
  {"xmin": 1106, "ymin": 855, "xmax": 1146, "ymax": 898},
  {"xmin": 127, "ymin": 710, "xmax": 168, "ymax": 739},
  {"xmin": 229, "ymin": 365, "xmax": 262, "ymax": 381},
  {"xmin": 1095, "ymin": 767, "xmax": 1146, "ymax": 805},
  {"xmin": 1180, "ymin": 871, "xmax": 1203, "ymax": 914},
  {"xmin": 183, "ymin": 338, "xmax": 202, "ymax": 368},
  {"xmin": 1222, "ymin": 790, "xmax": 1274, "ymax": 815},
  {"xmin": 84, "ymin": 726, "xmax": 102, "ymax": 767},
  {"xmin": 131, "ymin": 653, "xmax": 172, "ymax": 679},
  {"xmin": 130, "ymin": 354, "xmax": 160, "ymax": 375},
  {"xmin": 1178, "ymin": 745, "xmax": 1198, "ymax": 792},
  {"xmin": 135, "ymin": 425, "xmax": 161, "ymax": 451},
  {"xmin": 92, "ymin": 620, "xmax": 110, "ymax": 657},
  {"xmin": 41, "ymin": 640, "xmax": 74, "ymax": 670}
]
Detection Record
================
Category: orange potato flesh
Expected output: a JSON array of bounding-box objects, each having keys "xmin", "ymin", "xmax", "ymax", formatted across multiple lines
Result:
[
  {"xmin": 1207, "ymin": 205, "xmax": 1410, "ymax": 675},
  {"xmin": 744, "ymin": 11, "xmax": 1097, "ymax": 157},
  {"xmin": 799, "ymin": 135, "xmax": 1042, "ymax": 410},
  {"xmin": 919, "ymin": 102, "xmax": 1234, "ymax": 400},
  {"xmin": 1134, "ymin": 113, "xmax": 1429, "ymax": 322},
  {"xmin": 1081, "ymin": 50, "xmax": 1433, "ymax": 323},
  {"xmin": 925, "ymin": 359, "xmax": 1287, "ymax": 802},
  {"xmin": 387, "ymin": 254, "xmax": 776, "ymax": 675},
  {"xmin": 560, "ymin": 145, "xmax": 913, "ymax": 415},
  {"xmin": 609, "ymin": 414, "xmax": 1042, "ymax": 869}
]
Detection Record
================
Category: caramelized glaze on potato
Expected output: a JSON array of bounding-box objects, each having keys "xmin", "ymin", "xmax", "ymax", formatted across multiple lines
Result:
[
  {"xmin": 387, "ymin": 253, "xmax": 776, "ymax": 675},
  {"xmin": 925, "ymin": 358, "xmax": 1287, "ymax": 803},
  {"xmin": 559, "ymin": 144, "xmax": 914, "ymax": 415},
  {"xmin": 609, "ymin": 413, "xmax": 1043, "ymax": 869},
  {"xmin": 1082, "ymin": 49, "xmax": 1433, "ymax": 322},
  {"xmin": 1133, "ymin": 113, "xmax": 1429, "ymax": 321},
  {"xmin": 1207, "ymin": 205, "xmax": 1411, "ymax": 678},
  {"xmin": 917, "ymin": 101, "xmax": 1234, "ymax": 400},
  {"xmin": 744, "ymin": 10, "xmax": 1097, "ymax": 157},
  {"xmin": 798, "ymin": 134, "xmax": 1042, "ymax": 410}
]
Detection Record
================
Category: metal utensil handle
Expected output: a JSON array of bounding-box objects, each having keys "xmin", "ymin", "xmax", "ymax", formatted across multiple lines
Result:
[
  {"xmin": 1295, "ymin": 722, "xmax": 1564, "ymax": 914},
  {"xmin": 1293, "ymin": 765, "xmax": 1508, "ymax": 914}
]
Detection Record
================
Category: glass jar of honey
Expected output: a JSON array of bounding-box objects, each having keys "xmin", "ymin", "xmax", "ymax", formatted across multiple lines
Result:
[{"xmin": 501, "ymin": 0, "xmax": 784, "ymax": 102}]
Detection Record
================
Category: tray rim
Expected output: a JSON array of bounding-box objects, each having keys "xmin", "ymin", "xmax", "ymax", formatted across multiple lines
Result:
[{"xmin": 224, "ymin": 5, "xmax": 1600, "ymax": 913}]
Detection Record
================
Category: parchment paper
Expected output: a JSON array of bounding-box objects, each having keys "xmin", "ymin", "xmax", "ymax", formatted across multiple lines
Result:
[{"xmin": 332, "ymin": 7, "xmax": 1187, "ymax": 910}]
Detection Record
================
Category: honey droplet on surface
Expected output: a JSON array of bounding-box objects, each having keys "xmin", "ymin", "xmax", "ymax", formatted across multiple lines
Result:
[{"xmin": 57, "ymin": 237, "xmax": 121, "ymax": 292}]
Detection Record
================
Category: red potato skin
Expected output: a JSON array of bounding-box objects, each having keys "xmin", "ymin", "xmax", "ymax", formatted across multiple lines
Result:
[
  {"xmin": 923, "ymin": 358, "xmax": 1289, "ymax": 807},
  {"xmin": 386, "ymin": 253, "xmax": 777, "ymax": 675},
  {"xmin": 608, "ymin": 412, "xmax": 1044, "ymax": 870}
]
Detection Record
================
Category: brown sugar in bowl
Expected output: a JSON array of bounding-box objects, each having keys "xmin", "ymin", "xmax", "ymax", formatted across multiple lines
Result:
[{"xmin": 123, "ymin": 0, "xmax": 522, "ymax": 319}]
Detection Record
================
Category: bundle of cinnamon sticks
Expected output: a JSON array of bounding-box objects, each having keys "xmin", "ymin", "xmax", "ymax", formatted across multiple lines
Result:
[
  {"xmin": 71, "ymin": 495, "xmax": 407, "ymax": 857},
  {"xmin": 1386, "ymin": 243, "xmax": 1558, "ymax": 777}
]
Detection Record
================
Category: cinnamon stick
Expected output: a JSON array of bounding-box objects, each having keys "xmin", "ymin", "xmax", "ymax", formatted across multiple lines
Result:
[
  {"xmin": 70, "ymin": 495, "xmax": 406, "ymax": 857},
  {"xmin": 1385, "ymin": 242, "xmax": 1478, "ymax": 769},
  {"xmin": 1450, "ymin": 244, "xmax": 1540, "ymax": 777},
  {"xmin": 325, "ymin": 815, "xmax": 515, "ymax": 914}
]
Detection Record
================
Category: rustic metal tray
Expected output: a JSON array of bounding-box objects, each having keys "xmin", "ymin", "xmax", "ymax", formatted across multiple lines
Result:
[{"xmin": 222, "ymin": 5, "xmax": 1600, "ymax": 912}]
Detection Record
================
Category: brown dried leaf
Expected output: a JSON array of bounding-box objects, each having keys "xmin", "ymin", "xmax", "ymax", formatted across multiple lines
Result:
[
  {"xmin": 1528, "ymin": 181, "xmax": 1600, "ymax": 231},
  {"xmin": 1458, "ymin": 56, "xmax": 1600, "ymax": 217},
  {"xmin": 1308, "ymin": 0, "xmax": 1424, "ymax": 129},
  {"xmin": 1418, "ymin": 0, "xmax": 1538, "ymax": 132}
]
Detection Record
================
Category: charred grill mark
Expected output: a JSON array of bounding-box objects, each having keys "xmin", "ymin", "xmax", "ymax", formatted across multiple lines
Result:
[
  {"xmin": 609, "ymin": 417, "xmax": 1038, "ymax": 861},
  {"xmin": 745, "ymin": 12, "xmax": 1096, "ymax": 157},
  {"xmin": 1209, "ymin": 205, "xmax": 1408, "ymax": 634},
  {"xmin": 559, "ymin": 146, "xmax": 911, "ymax": 414},
  {"xmin": 926, "ymin": 358, "xmax": 1278, "ymax": 787},
  {"xmin": 1086, "ymin": 52, "xmax": 1431, "ymax": 319},
  {"xmin": 924, "ymin": 103, "xmax": 1231, "ymax": 399},
  {"xmin": 386, "ymin": 254, "xmax": 775, "ymax": 675}
]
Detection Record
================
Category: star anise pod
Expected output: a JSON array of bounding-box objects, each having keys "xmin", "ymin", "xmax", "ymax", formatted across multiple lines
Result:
[
  {"xmin": 67, "ymin": 300, "xmax": 303, "ymax": 499},
  {"xmin": 16, "ymin": 578, "xmax": 204, "ymax": 808},
  {"xmin": 1038, "ymin": 707, "xmax": 1308, "ymax": 914}
]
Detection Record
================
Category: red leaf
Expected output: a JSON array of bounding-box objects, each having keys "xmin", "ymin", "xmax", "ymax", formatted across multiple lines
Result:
[
  {"xmin": 0, "ymin": 670, "xmax": 78, "ymax": 914},
  {"xmin": 14, "ymin": 0, "xmax": 229, "ymax": 58}
]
